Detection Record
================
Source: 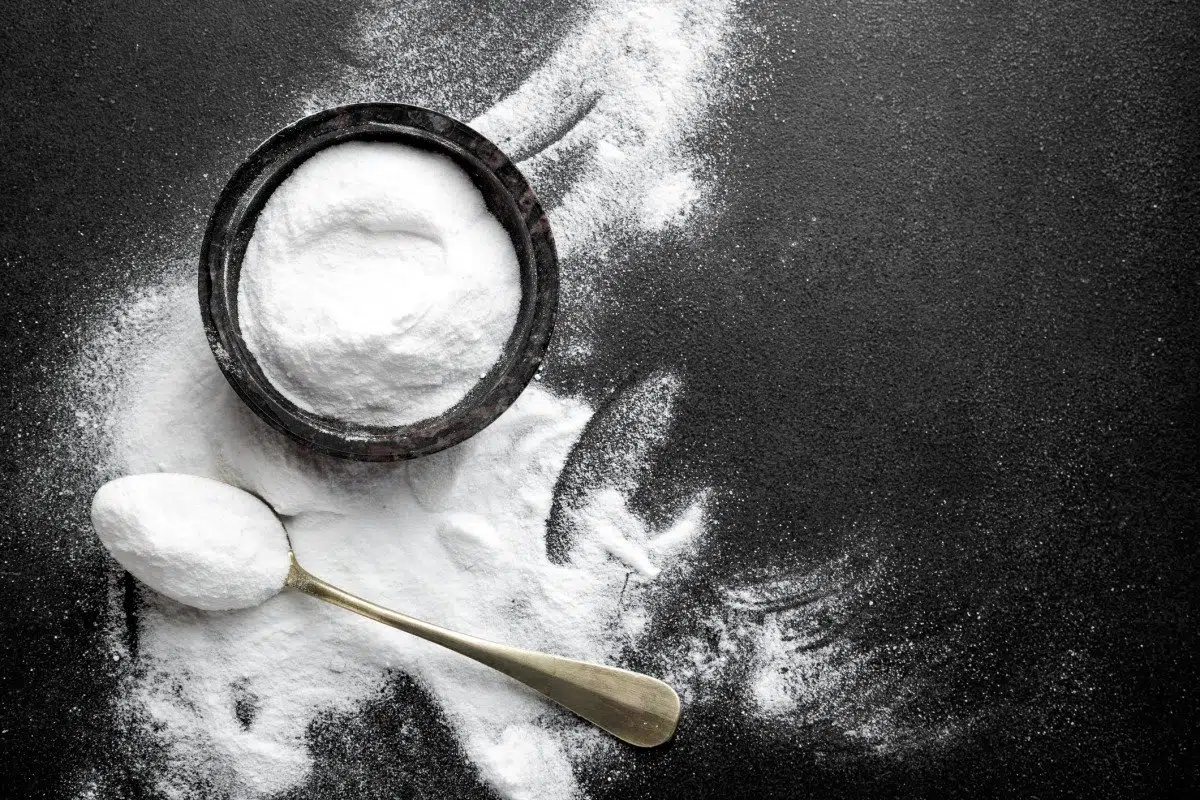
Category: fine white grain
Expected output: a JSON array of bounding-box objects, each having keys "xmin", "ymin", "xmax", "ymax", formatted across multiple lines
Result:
[
  {"xmin": 238, "ymin": 141, "xmax": 521, "ymax": 427},
  {"xmin": 90, "ymin": 473, "xmax": 291, "ymax": 611}
]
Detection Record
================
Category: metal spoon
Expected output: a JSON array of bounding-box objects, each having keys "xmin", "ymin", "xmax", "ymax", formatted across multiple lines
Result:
[
  {"xmin": 92, "ymin": 473, "xmax": 680, "ymax": 748},
  {"xmin": 285, "ymin": 552, "xmax": 680, "ymax": 747}
]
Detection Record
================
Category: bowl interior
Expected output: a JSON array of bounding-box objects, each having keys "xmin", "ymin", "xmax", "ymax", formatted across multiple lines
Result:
[{"xmin": 199, "ymin": 104, "xmax": 557, "ymax": 462}]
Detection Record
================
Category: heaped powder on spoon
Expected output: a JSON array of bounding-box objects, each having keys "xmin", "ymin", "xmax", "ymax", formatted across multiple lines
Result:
[
  {"xmin": 90, "ymin": 473, "xmax": 291, "ymax": 611},
  {"xmin": 237, "ymin": 140, "xmax": 522, "ymax": 427}
]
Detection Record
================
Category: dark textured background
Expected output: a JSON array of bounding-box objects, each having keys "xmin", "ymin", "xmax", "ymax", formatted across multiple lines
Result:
[{"xmin": 1, "ymin": 1, "xmax": 1197, "ymax": 797}]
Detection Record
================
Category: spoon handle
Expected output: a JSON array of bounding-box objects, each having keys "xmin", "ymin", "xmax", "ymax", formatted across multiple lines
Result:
[{"xmin": 285, "ymin": 555, "xmax": 680, "ymax": 747}]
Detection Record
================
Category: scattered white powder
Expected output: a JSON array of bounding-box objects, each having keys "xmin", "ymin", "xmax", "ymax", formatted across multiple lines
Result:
[
  {"xmin": 656, "ymin": 555, "xmax": 964, "ymax": 756},
  {"xmin": 238, "ymin": 141, "xmax": 521, "ymax": 426},
  {"xmin": 91, "ymin": 274, "xmax": 707, "ymax": 800},
  {"xmin": 90, "ymin": 473, "xmax": 290, "ymax": 611},
  {"xmin": 61, "ymin": 1, "xmax": 954, "ymax": 797},
  {"xmin": 67, "ymin": 4, "xmax": 743, "ymax": 797},
  {"xmin": 303, "ymin": 0, "xmax": 739, "ymax": 364},
  {"xmin": 73, "ymin": 292, "xmax": 962, "ymax": 800}
]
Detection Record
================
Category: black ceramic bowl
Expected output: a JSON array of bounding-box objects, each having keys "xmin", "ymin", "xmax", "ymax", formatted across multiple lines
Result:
[{"xmin": 198, "ymin": 103, "xmax": 558, "ymax": 462}]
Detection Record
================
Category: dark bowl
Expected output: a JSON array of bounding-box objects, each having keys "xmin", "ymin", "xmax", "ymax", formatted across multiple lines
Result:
[{"xmin": 198, "ymin": 103, "xmax": 558, "ymax": 462}]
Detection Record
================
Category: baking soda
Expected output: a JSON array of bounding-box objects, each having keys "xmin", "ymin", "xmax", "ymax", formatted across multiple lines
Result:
[
  {"xmin": 78, "ymin": 3, "xmax": 741, "ymax": 797},
  {"xmin": 64, "ymin": 2, "xmax": 946, "ymax": 799},
  {"xmin": 239, "ymin": 141, "xmax": 520, "ymax": 427},
  {"xmin": 90, "ymin": 473, "xmax": 290, "ymax": 611}
]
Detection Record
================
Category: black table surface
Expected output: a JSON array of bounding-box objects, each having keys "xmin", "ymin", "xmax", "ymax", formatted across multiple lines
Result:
[{"xmin": 1, "ymin": 1, "xmax": 1196, "ymax": 797}]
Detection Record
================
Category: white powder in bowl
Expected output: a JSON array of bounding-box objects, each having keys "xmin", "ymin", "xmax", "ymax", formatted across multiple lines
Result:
[
  {"xmin": 90, "ymin": 473, "xmax": 291, "ymax": 611},
  {"xmin": 237, "ymin": 140, "xmax": 522, "ymax": 427}
]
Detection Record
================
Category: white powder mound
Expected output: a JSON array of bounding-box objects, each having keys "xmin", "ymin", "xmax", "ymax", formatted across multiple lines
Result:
[
  {"xmin": 90, "ymin": 473, "xmax": 291, "ymax": 611},
  {"xmin": 238, "ymin": 141, "xmax": 521, "ymax": 427},
  {"xmin": 93, "ymin": 275, "xmax": 708, "ymax": 800}
]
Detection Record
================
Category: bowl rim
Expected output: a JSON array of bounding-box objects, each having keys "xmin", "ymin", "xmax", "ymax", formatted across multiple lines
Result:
[{"xmin": 198, "ymin": 102, "xmax": 558, "ymax": 462}]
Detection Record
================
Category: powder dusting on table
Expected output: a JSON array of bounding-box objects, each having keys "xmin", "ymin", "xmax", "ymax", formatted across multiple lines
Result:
[
  {"xmin": 77, "ymin": 281, "xmax": 943, "ymax": 798},
  {"xmin": 309, "ymin": 0, "xmax": 743, "ymax": 364},
  {"xmin": 468, "ymin": 0, "xmax": 736, "ymax": 363}
]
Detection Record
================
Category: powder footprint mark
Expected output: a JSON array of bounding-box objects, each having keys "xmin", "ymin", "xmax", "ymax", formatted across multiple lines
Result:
[
  {"xmin": 232, "ymin": 678, "xmax": 261, "ymax": 731},
  {"xmin": 488, "ymin": 89, "xmax": 601, "ymax": 165},
  {"xmin": 296, "ymin": 672, "xmax": 504, "ymax": 800}
]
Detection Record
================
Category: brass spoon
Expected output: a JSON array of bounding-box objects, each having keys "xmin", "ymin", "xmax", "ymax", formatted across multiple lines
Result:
[{"xmin": 285, "ymin": 553, "xmax": 680, "ymax": 747}]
